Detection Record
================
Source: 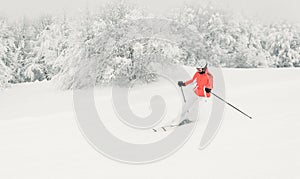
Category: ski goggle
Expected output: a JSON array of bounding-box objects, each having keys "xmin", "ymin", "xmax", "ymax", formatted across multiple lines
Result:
[{"xmin": 196, "ymin": 67, "xmax": 206, "ymax": 71}]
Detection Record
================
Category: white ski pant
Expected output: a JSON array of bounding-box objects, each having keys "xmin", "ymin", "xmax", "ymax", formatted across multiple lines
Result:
[
  {"xmin": 181, "ymin": 90, "xmax": 207, "ymax": 120},
  {"xmin": 181, "ymin": 92, "xmax": 198, "ymax": 119}
]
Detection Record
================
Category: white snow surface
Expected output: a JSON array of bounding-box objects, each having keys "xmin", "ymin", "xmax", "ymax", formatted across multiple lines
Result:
[{"xmin": 0, "ymin": 67, "xmax": 300, "ymax": 178}]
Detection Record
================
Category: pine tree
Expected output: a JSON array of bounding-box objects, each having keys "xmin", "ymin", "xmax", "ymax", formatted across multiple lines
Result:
[{"xmin": 0, "ymin": 18, "xmax": 14, "ymax": 87}]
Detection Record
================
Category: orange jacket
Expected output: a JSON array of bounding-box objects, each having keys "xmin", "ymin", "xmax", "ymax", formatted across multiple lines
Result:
[{"xmin": 184, "ymin": 70, "xmax": 213, "ymax": 97}]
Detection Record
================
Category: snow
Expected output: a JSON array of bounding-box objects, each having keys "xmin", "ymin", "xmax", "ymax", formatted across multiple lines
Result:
[{"xmin": 0, "ymin": 67, "xmax": 300, "ymax": 178}]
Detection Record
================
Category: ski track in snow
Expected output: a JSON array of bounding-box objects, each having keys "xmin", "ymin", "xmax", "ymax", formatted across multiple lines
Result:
[{"xmin": 0, "ymin": 68, "xmax": 300, "ymax": 179}]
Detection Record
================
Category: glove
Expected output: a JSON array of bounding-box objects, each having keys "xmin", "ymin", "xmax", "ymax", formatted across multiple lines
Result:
[
  {"xmin": 178, "ymin": 81, "xmax": 186, "ymax": 87},
  {"xmin": 205, "ymin": 88, "xmax": 211, "ymax": 93}
]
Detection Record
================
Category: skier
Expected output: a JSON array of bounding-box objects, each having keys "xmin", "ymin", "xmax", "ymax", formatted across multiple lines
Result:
[{"xmin": 177, "ymin": 59, "xmax": 213, "ymax": 124}]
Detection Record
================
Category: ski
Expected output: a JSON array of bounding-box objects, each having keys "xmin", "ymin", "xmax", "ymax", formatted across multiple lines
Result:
[{"xmin": 152, "ymin": 119, "xmax": 195, "ymax": 132}]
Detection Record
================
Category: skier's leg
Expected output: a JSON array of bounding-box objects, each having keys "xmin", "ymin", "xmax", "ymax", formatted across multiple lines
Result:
[
  {"xmin": 170, "ymin": 90, "xmax": 198, "ymax": 125},
  {"xmin": 181, "ymin": 92, "xmax": 198, "ymax": 119}
]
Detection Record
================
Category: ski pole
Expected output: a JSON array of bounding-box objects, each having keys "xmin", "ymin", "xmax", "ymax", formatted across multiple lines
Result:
[
  {"xmin": 180, "ymin": 86, "xmax": 186, "ymax": 103},
  {"xmin": 211, "ymin": 92, "xmax": 252, "ymax": 119}
]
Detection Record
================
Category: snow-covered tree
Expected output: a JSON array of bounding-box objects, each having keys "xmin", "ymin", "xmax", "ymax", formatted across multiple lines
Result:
[
  {"xmin": 26, "ymin": 17, "xmax": 70, "ymax": 81},
  {"xmin": 10, "ymin": 17, "xmax": 40, "ymax": 83},
  {"xmin": 0, "ymin": 60, "xmax": 11, "ymax": 89},
  {"xmin": 0, "ymin": 18, "xmax": 15, "ymax": 84},
  {"xmin": 171, "ymin": 4, "xmax": 276, "ymax": 68},
  {"xmin": 263, "ymin": 22, "xmax": 300, "ymax": 67},
  {"xmin": 54, "ymin": 1, "xmax": 152, "ymax": 89}
]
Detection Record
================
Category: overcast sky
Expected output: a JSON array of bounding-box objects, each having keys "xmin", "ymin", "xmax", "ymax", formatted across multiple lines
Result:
[{"xmin": 0, "ymin": 0, "xmax": 300, "ymax": 23}]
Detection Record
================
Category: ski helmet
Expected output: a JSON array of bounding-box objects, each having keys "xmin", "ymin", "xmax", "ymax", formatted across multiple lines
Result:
[{"xmin": 197, "ymin": 59, "xmax": 207, "ymax": 69}]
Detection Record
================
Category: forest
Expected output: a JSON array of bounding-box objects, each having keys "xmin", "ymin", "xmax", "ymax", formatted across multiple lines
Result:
[{"xmin": 1, "ymin": 1, "xmax": 300, "ymax": 89}]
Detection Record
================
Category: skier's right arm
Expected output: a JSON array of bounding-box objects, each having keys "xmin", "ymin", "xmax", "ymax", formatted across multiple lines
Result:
[{"xmin": 184, "ymin": 73, "xmax": 197, "ymax": 86}]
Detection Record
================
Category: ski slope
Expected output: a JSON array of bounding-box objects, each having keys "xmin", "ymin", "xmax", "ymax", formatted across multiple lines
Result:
[{"xmin": 0, "ymin": 67, "xmax": 299, "ymax": 179}]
